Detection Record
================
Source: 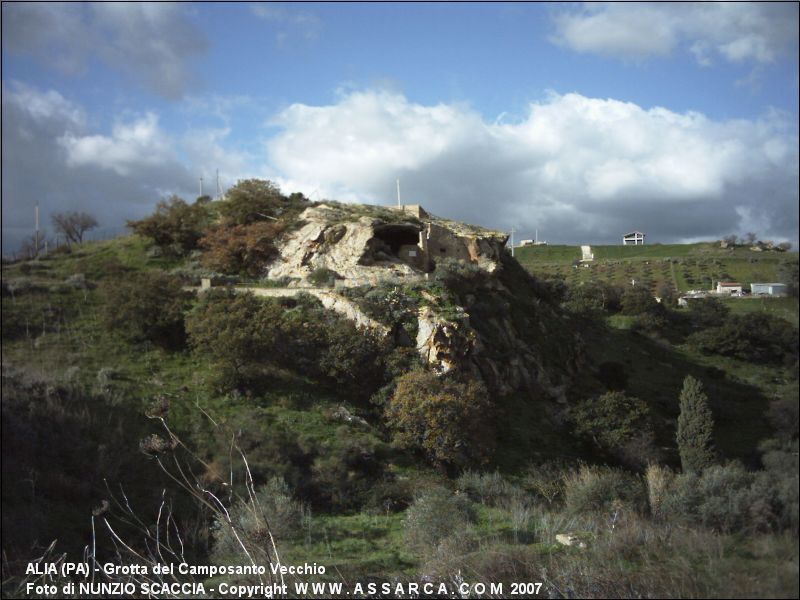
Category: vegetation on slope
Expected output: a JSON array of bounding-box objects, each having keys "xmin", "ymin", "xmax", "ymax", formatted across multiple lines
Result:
[{"xmin": 2, "ymin": 181, "xmax": 798, "ymax": 598}]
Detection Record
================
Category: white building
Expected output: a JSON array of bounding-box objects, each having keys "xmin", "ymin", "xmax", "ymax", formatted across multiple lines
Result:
[
  {"xmin": 716, "ymin": 281, "xmax": 743, "ymax": 295},
  {"xmin": 751, "ymin": 283, "xmax": 789, "ymax": 296},
  {"xmin": 622, "ymin": 231, "xmax": 645, "ymax": 245}
]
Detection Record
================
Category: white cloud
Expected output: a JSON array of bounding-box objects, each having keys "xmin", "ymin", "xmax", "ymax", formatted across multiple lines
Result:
[
  {"xmin": 266, "ymin": 90, "xmax": 799, "ymax": 245},
  {"xmin": 59, "ymin": 113, "xmax": 173, "ymax": 177},
  {"xmin": 2, "ymin": 3, "xmax": 207, "ymax": 99},
  {"xmin": 551, "ymin": 3, "xmax": 798, "ymax": 65}
]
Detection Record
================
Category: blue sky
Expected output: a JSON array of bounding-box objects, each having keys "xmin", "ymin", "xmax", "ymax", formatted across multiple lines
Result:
[{"xmin": 3, "ymin": 2, "xmax": 798, "ymax": 252}]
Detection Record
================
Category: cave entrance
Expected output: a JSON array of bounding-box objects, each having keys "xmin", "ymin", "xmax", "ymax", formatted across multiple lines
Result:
[{"xmin": 373, "ymin": 224, "xmax": 421, "ymax": 254}]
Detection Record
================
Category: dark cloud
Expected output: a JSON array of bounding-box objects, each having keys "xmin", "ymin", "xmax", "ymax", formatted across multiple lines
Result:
[
  {"xmin": 2, "ymin": 3, "xmax": 208, "ymax": 99},
  {"xmin": 1, "ymin": 83, "xmax": 196, "ymax": 254}
]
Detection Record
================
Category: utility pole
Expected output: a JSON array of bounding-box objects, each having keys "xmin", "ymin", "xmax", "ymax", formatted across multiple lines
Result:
[
  {"xmin": 199, "ymin": 176, "xmax": 204, "ymax": 198},
  {"xmin": 35, "ymin": 203, "xmax": 40, "ymax": 259},
  {"xmin": 216, "ymin": 169, "xmax": 222, "ymax": 200},
  {"xmin": 510, "ymin": 226, "xmax": 516, "ymax": 257},
  {"xmin": 396, "ymin": 178, "xmax": 401, "ymax": 207}
]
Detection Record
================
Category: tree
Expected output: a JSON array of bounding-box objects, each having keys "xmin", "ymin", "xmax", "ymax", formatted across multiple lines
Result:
[
  {"xmin": 185, "ymin": 289, "xmax": 283, "ymax": 390},
  {"xmin": 99, "ymin": 271, "xmax": 191, "ymax": 348},
  {"xmin": 688, "ymin": 297, "xmax": 729, "ymax": 328},
  {"xmin": 51, "ymin": 211, "xmax": 98, "ymax": 245},
  {"xmin": 744, "ymin": 232, "xmax": 758, "ymax": 245},
  {"xmin": 219, "ymin": 179, "xmax": 286, "ymax": 225},
  {"xmin": 127, "ymin": 196, "xmax": 211, "ymax": 255},
  {"xmin": 200, "ymin": 222, "xmax": 284, "ymax": 276},
  {"xmin": 676, "ymin": 375, "xmax": 716, "ymax": 474},
  {"xmin": 384, "ymin": 369, "xmax": 495, "ymax": 469},
  {"xmin": 620, "ymin": 284, "xmax": 662, "ymax": 316}
]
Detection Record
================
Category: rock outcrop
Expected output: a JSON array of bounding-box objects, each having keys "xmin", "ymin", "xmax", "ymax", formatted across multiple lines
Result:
[{"xmin": 267, "ymin": 203, "xmax": 508, "ymax": 284}]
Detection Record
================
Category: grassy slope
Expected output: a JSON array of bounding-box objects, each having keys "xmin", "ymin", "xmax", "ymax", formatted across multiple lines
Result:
[{"xmin": 3, "ymin": 235, "xmax": 797, "ymax": 585}]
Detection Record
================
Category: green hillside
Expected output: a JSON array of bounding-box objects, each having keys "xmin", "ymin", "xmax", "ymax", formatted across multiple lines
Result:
[
  {"xmin": 2, "ymin": 191, "xmax": 798, "ymax": 598},
  {"xmin": 516, "ymin": 242, "xmax": 796, "ymax": 294}
]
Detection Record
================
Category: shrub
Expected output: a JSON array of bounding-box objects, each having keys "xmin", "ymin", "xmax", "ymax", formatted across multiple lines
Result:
[
  {"xmin": 645, "ymin": 464, "xmax": 674, "ymax": 518},
  {"xmin": 127, "ymin": 196, "xmax": 211, "ymax": 255},
  {"xmin": 660, "ymin": 462, "xmax": 788, "ymax": 533},
  {"xmin": 687, "ymin": 297, "xmax": 730, "ymax": 327},
  {"xmin": 307, "ymin": 267, "xmax": 340, "ymax": 287},
  {"xmin": 385, "ymin": 370, "xmax": 495, "ymax": 469},
  {"xmin": 199, "ymin": 222, "xmax": 283, "ymax": 276},
  {"xmin": 99, "ymin": 271, "xmax": 191, "ymax": 348},
  {"xmin": 185, "ymin": 290, "xmax": 283, "ymax": 390},
  {"xmin": 571, "ymin": 391, "xmax": 652, "ymax": 454},
  {"xmin": 564, "ymin": 281, "xmax": 623, "ymax": 314},
  {"xmin": 456, "ymin": 470, "xmax": 518, "ymax": 507},
  {"xmin": 688, "ymin": 313, "xmax": 798, "ymax": 366},
  {"xmin": 310, "ymin": 430, "xmax": 387, "ymax": 511},
  {"xmin": 210, "ymin": 477, "xmax": 304, "ymax": 564},
  {"xmin": 563, "ymin": 464, "xmax": 647, "ymax": 514},
  {"xmin": 620, "ymin": 285, "xmax": 662, "ymax": 316},
  {"xmin": 403, "ymin": 487, "xmax": 476, "ymax": 554},
  {"xmin": 219, "ymin": 179, "xmax": 307, "ymax": 225},
  {"xmin": 520, "ymin": 461, "xmax": 567, "ymax": 506},
  {"xmin": 676, "ymin": 376, "xmax": 716, "ymax": 474}
]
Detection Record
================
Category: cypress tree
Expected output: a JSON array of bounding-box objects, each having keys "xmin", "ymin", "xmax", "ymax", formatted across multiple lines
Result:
[{"xmin": 676, "ymin": 375, "xmax": 716, "ymax": 473}]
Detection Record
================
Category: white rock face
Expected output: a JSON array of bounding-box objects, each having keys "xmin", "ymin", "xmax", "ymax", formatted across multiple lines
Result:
[{"xmin": 267, "ymin": 203, "xmax": 507, "ymax": 284}]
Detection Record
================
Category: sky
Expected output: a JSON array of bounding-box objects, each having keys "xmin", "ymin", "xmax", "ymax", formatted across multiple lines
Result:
[{"xmin": 2, "ymin": 2, "xmax": 799, "ymax": 253}]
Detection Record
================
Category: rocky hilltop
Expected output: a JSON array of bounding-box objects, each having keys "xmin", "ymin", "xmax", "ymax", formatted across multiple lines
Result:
[
  {"xmin": 262, "ymin": 201, "xmax": 581, "ymax": 401},
  {"xmin": 268, "ymin": 202, "xmax": 509, "ymax": 284}
]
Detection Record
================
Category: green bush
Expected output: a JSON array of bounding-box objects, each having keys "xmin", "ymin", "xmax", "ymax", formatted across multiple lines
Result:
[
  {"xmin": 571, "ymin": 391, "xmax": 654, "ymax": 467},
  {"xmin": 403, "ymin": 486, "xmax": 476, "ymax": 553},
  {"xmin": 127, "ymin": 196, "xmax": 211, "ymax": 255},
  {"xmin": 307, "ymin": 267, "xmax": 340, "ymax": 287},
  {"xmin": 563, "ymin": 464, "xmax": 647, "ymax": 514},
  {"xmin": 99, "ymin": 271, "xmax": 191, "ymax": 348},
  {"xmin": 456, "ymin": 470, "xmax": 519, "ymax": 507},
  {"xmin": 688, "ymin": 313, "xmax": 798, "ymax": 366},
  {"xmin": 660, "ymin": 462, "xmax": 789, "ymax": 533},
  {"xmin": 385, "ymin": 370, "xmax": 495, "ymax": 469}
]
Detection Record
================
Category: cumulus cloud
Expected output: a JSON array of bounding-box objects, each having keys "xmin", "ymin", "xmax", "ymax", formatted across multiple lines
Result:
[
  {"xmin": 1, "ymin": 83, "xmax": 196, "ymax": 253},
  {"xmin": 551, "ymin": 3, "xmax": 798, "ymax": 65},
  {"xmin": 267, "ymin": 90, "xmax": 799, "ymax": 245},
  {"xmin": 1, "ymin": 3, "xmax": 207, "ymax": 99}
]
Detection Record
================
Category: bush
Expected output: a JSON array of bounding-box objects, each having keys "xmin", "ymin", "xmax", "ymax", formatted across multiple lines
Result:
[
  {"xmin": 563, "ymin": 464, "xmax": 647, "ymax": 514},
  {"xmin": 620, "ymin": 285, "xmax": 662, "ymax": 316},
  {"xmin": 127, "ymin": 196, "xmax": 211, "ymax": 255},
  {"xmin": 307, "ymin": 267, "xmax": 340, "ymax": 287},
  {"xmin": 660, "ymin": 462, "xmax": 790, "ymax": 533},
  {"xmin": 385, "ymin": 370, "xmax": 495, "ymax": 469},
  {"xmin": 199, "ymin": 222, "xmax": 284, "ymax": 276},
  {"xmin": 456, "ymin": 471, "xmax": 519, "ymax": 507},
  {"xmin": 403, "ymin": 487, "xmax": 476, "ymax": 554},
  {"xmin": 310, "ymin": 430, "xmax": 387, "ymax": 511},
  {"xmin": 688, "ymin": 313, "xmax": 798, "ymax": 366},
  {"xmin": 571, "ymin": 391, "xmax": 652, "ymax": 459},
  {"xmin": 210, "ymin": 477, "xmax": 305, "ymax": 564},
  {"xmin": 687, "ymin": 297, "xmax": 729, "ymax": 328},
  {"xmin": 99, "ymin": 271, "xmax": 191, "ymax": 348},
  {"xmin": 219, "ymin": 179, "xmax": 307, "ymax": 225},
  {"xmin": 564, "ymin": 282, "xmax": 623, "ymax": 315}
]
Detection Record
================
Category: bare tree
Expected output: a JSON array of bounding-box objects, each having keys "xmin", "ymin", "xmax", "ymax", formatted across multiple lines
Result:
[
  {"xmin": 52, "ymin": 211, "xmax": 98, "ymax": 245},
  {"xmin": 20, "ymin": 230, "xmax": 47, "ymax": 259},
  {"xmin": 744, "ymin": 231, "xmax": 758, "ymax": 245}
]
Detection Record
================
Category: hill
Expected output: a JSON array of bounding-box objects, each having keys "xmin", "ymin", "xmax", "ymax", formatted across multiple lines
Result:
[
  {"xmin": 516, "ymin": 242, "xmax": 797, "ymax": 294},
  {"xmin": 2, "ymin": 185, "xmax": 798, "ymax": 598}
]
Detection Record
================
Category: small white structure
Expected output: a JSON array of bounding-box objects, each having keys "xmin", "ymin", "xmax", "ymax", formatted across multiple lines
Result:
[
  {"xmin": 623, "ymin": 231, "xmax": 645, "ymax": 245},
  {"xmin": 716, "ymin": 281, "xmax": 743, "ymax": 295},
  {"xmin": 751, "ymin": 283, "xmax": 789, "ymax": 296}
]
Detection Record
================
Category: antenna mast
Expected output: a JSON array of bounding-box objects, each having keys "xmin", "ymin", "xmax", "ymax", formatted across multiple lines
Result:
[
  {"xmin": 396, "ymin": 178, "xmax": 401, "ymax": 207},
  {"xmin": 35, "ymin": 203, "xmax": 40, "ymax": 258},
  {"xmin": 510, "ymin": 226, "xmax": 515, "ymax": 257},
  {"xmin": 216, "ymin": 169, "xmax": 222, "ymax": 200},
  {"xmin": 199, "ymin": 176, "xmax": 204, "ymax": 198}
]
